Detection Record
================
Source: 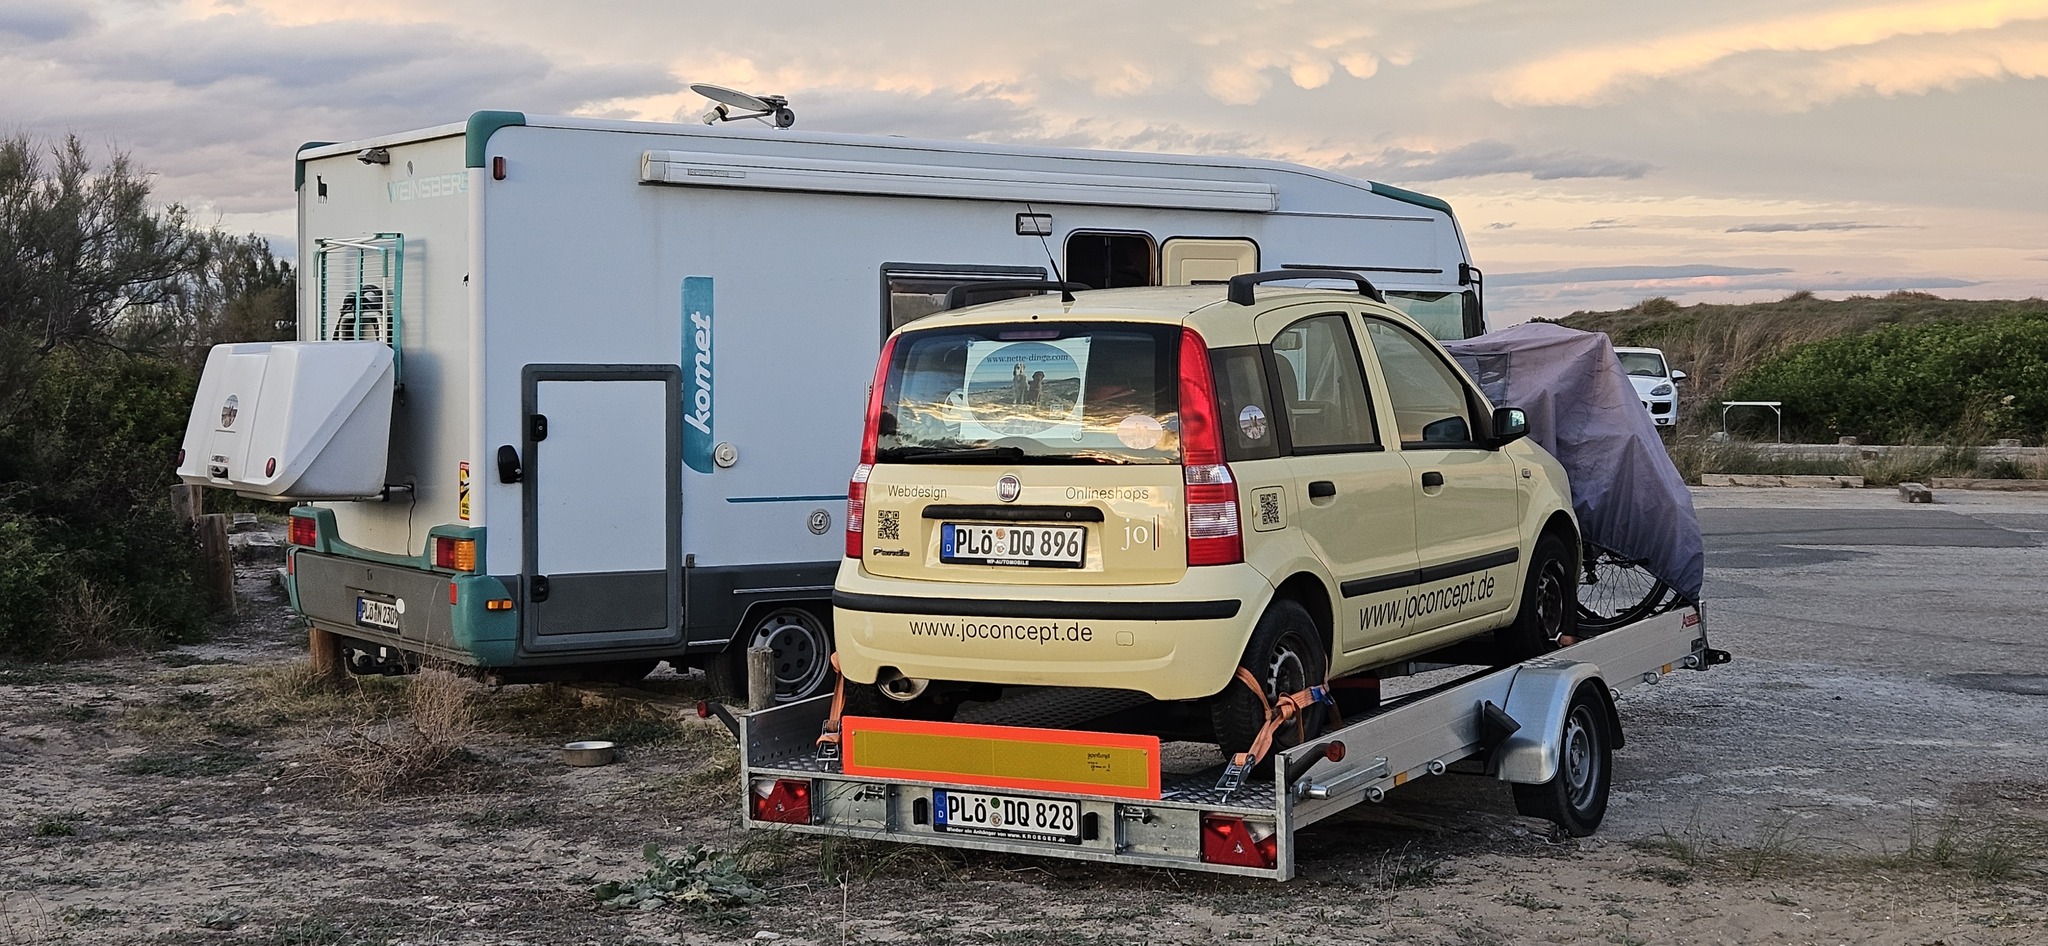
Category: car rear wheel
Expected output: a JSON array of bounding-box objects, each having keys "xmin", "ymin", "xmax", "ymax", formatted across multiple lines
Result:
[
  {"xmin": 1210, "ymin": 600, "xmax": 1329, "ymax": 759},
  {"xmin": 1497, "ymin": 532, "xmax": 1577, "ymax": 663}
]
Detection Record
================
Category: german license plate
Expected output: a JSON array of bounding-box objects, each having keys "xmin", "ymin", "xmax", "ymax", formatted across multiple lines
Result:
[
  {"xmin": 932, "ymin": 789, "xmax": 1083, "ymax": 844},
  {"xmin": 941, "ymin": 523, "xmax": 1085, "ymax": 568},
  {"xmin": 355, "ymin": 596, "xmax": 399, "ymax": 630}
]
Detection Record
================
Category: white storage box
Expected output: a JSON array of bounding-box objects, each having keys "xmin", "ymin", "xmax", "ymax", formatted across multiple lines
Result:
[{"xmin": 177, "ymin": 341, "xmax": 396, "ymax": 500}]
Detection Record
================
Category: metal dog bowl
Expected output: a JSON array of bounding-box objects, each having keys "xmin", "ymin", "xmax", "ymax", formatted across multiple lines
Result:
[{"xmin": 561, "ymin": 740, "xmax": 617, "ymax": 766}]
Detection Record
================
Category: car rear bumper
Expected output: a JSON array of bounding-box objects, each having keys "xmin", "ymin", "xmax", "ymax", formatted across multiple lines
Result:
[{"xmin": 832, "ymin": 559, "xmax": 1272, "ymax": 701}]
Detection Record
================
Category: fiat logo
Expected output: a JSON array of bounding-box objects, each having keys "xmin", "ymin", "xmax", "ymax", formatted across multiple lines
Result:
[
  {"xmin": 220, "ymin": 394, "xmax": 239, "ymax": 428},
  {"xmin": 996, "ymin": 474, "xmax": 1021, "ymax": 503}
]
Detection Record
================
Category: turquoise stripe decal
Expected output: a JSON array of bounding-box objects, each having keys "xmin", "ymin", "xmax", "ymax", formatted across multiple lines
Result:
[{"xmin": 726, "ymin": 495, "xmax": 849, "ymax": 504}]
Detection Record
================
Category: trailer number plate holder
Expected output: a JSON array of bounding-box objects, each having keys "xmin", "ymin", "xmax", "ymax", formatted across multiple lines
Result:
[
  {"xmin": 355, "ymin": 597, "xmax": 400, "ymax": 630},
  {"xmin": 940, "ymin": 523, "xmax": 1085, "ymax": 568},
  {"xmin": 932, "ymin": 789, "xmax": 1082, "ymax": 845}
]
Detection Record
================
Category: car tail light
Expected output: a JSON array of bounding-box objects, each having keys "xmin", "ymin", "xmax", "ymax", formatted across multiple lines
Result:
[
  {"xmin": 1199, "ymin": 813, "xmax": 1277, "ymax": 869},
  {"xmin": 1178, "ymin": 327, "xmax": 1241, "ymax": 566},
  {"xmin": 845, "ymin": 463, "xmax": 872, "ymax": 558},
  {"xmin": 288, "ymin": 514, "xmax": 317, "ymax": 547},
  {"xmin": 847, "ymin": 336, "xmax": 897, "ymax": 559},
  {"xmin": 433, "ymin": 536, "xmax": 476, "ymax": 572},
  {"xmin": 750, "ymin": 778, "xmax": 813, "ymax": 824}
]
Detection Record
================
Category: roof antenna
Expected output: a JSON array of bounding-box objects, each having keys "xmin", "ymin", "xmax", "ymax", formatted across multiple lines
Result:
[{"xmin": 1025, "ymin": 203, "xmax": 1075, "ymax": 303}]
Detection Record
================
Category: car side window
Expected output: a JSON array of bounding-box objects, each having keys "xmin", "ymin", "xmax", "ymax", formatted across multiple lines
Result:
[
  {"xmin": 1210, "ymin": 346, "xmax": 1281, "ymax": 461},
  {"xmin": 1362, "ymin": 320, "xmax": 1478, "ymax": 446},
  {"xmin": 1269, "ymin": 313, "xmax": 1379, "ymax": 452}
]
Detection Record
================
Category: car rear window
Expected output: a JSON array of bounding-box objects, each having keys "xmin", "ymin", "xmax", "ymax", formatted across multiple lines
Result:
[{"xmin": 877, "ymin": 323, "xmax": 1181, "ymax": 464}]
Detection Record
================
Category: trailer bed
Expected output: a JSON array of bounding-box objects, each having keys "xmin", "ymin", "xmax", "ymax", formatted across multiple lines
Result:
[{"xmin": 736, "ymin": 608, "xmax": 1718, "ymax": 879}]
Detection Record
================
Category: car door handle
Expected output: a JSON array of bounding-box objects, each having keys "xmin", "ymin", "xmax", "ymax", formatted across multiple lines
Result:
[
  {"xmin": 1421, "ymin": 471, "xmax": 1445, "ymax": 488},
  {"xmin": 1308, "ymin": 480, "xmax": 1336, "ymax": 498}
]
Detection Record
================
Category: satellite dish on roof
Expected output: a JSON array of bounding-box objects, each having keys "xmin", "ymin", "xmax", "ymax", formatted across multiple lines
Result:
[{"xmin": 689, "ymin": 83, "xmax": 796, "ymax": 129}]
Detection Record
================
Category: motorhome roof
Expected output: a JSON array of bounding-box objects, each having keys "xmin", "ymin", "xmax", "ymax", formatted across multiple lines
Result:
[{"xmin": 906, "ymin": 285, "xmax": 1411, "ymax": 331}]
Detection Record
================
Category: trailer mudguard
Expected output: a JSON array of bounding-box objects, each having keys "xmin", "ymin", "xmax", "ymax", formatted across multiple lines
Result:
[{"xmin": 1493, "ymin": 661, "xmax": 1620, "ymax": 785}]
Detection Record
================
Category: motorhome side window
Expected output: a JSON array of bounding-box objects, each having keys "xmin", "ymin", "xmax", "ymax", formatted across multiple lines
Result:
[
  {"xmin": 882, "ymin": 268, "xmax": 1046, "ymax": 335},
  {"xmin": 1363, "ymin": 320, "xmax": 1479, "ymax": 446},
  {"xmin": 1270, "ymin": 314, "xmax": 1379, "ymax": 453}
]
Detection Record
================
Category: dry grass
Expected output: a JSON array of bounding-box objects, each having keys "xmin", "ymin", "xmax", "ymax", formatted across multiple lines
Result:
[{"xmin": 308, "ymin": 666, "xmax": 485, "ymax": 798}]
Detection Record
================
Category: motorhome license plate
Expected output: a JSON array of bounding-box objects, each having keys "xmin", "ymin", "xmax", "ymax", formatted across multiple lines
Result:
[
  {"xmin": 932, "ymin": 789, "xmax": 1082, "ymax": 844},
  {"xmin": 355, "ymin": 597, "xmax": 399, "ymax": 630},
  {"xmin": 940, "ymin": 523, "xmax": 1085, "ymax": 568}
]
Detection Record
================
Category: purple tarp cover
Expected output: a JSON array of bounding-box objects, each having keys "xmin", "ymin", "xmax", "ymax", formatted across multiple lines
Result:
[{"xmin": 1445, "ymin": 323, "xmax": 1705, "ymax": 603}]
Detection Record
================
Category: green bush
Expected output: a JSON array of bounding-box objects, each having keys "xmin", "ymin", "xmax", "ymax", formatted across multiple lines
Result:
[
  {"xmin": 0, "ymin": 350, "xmax": 208, "ymax": 657},
  {"xmin": 1721, "ymin": 312, "xmax": 2048, "ymax": 444}
]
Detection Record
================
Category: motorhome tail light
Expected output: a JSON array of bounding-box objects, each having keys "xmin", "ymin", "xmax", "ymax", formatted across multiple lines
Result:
[
  {"xmin": 433, "ymin": 536, "xmax": 477, "ymax": 572},
  {"xmin": 288, "ymin": 514, "xmax": 318, "ymax": 548},
  {"xmin": 485, "ymin": 599, "xmax": 514, "ymax": 611},
  {"xmin": 1199, "ymin": 813, "xmax": 1278, "ymax": 869},
  {"xmin": 1178, "ymin": 327, "xmax": 1242, "ymax": 566},
  {"xmin": 845, "ymin": 463, "xmax": 872, "ymax": 558},
  {"xmin": 847, "ymin": 336, "xmax": 897, "ymax": 559},
  {"xmin": 750, "ymin": 778, "xmax": 813, "ymax": 825}
]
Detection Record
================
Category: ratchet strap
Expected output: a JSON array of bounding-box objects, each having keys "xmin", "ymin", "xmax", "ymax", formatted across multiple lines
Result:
[
  {"xmin": 815, "ymin": 652, "xmax": 847, "ymax": 761},
  {"xmin": 1216, "ymin": 666, "xmax": 1335, "ymax": 794}
]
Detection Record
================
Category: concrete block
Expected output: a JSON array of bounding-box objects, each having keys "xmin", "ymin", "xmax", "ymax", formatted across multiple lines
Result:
[
  {"xmin": 1700, "ymin": 473, "xmax": 1865, "ymax": 488},
  {"xmin": 1928, "ymin": 478, "xmax": 2048, "ymax": 492},
  {"xmin": 231, "ymin": 531, "xmax": 285, "ymax": 565},
  {"xmin": 229, "ymin": 512, "xmax": 264, "ymax": 534},
  {"xmin": 1897, "ymin": 482, "xmax": 1935, "ymax": 503}
]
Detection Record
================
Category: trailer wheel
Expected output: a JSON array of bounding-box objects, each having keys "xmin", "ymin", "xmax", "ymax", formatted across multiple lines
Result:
[
  {"xmin": 710, "ymin": 605, "xmax": 834, "ymax": 702},
  {"xmin": 1210, "ymin": 599, "xmax": 1329, "ymax": 759},
  {"xmin": 1497, "ymin": 532, "xmax": 1576, "ymax": 663},
  {"xmin": 1511, "ymin": 684, "xmax": 1612, "ymax": 836}
]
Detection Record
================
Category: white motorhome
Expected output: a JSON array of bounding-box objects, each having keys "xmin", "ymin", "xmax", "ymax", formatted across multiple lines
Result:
[{"xmin": 177, "ymin": 110, "xmax": 1491, "ymax": 699}]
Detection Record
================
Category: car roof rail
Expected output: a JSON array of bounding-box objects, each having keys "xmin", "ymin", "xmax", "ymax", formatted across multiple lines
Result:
[
  {"xmin": 945, "ymin": 280, "xmax": 1091, "ymax": 310},
  {"xmin": 1227, "ymin": 269, "xmax": 1385, "ymax": 306}
]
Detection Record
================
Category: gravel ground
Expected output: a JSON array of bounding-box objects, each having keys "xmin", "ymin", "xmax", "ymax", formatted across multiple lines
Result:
[{"xmin": 1, "ymin": 487, "xmax": 2043, "ymax": 945}]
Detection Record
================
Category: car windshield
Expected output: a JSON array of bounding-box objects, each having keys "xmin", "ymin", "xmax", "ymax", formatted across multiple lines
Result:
[
  {"xmin": 1617, "ymin": 351, "xmax": 1668, "ymax": 377},
  {"xmin": 876, "ymin": 322, "xmax": 1181, "ymax": 464}
]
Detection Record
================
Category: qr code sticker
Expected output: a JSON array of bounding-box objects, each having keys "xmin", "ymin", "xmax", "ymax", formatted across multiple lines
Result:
[
  {"xmin": 877, "ymin": 509, "xmax": 901, "ymax": 541},
  {"xmin": 1258, "ymin": 490, "xmax": 1282, "ymax": 528}
]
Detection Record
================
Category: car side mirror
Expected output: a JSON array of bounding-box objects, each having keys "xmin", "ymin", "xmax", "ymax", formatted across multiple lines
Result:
[
  {"xmin": 1491, "ymin": 407, "xmax": 1528, "ymax": 448},
  {"xmin": 1670, "ymin": 369, "xmax": 1687, "ymax": 381}
]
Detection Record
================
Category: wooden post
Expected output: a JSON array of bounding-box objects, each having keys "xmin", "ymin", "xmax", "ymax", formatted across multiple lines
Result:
[
  {"xmin": 308, "ymin": 626, "xmax": 344, "ymax": 680},
  {"xmin": 746, "ymin": 646, "xmax": 776, "ymax": 711},
  {"xmin": 170, "ymin": 484, "xmax": 203, "ymax": 524},
  {"xmin": 197, "ymin": 513, "xmax": 236, "ymax": 615}
]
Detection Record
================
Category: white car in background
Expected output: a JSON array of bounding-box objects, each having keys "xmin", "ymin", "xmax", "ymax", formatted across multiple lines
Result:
[{"xmin": 1614, "ymin": 347, "xmax": 1685, "ymax": 427}]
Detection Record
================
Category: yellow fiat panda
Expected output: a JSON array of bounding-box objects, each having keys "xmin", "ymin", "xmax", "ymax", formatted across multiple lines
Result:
[{"xmin": 833, "ymin": 273, "xmax": 1578, "ymax": 755}]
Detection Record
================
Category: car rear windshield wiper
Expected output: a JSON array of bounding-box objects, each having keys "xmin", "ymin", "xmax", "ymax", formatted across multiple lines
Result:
[{"xmin": 877, "ymin": 445, "xmax": 1027, "ymax": 463}]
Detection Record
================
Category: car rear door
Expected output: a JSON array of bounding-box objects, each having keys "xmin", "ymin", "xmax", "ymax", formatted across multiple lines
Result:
[{"xmin": 1252, "ymin": 306, "xmax": 1419, "ymax": 656}]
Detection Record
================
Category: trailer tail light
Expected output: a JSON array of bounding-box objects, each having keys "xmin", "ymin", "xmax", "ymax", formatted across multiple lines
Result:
[
  {"xmin": 750, "ymin": 778, "xmax": 813, "ymax": 825},
  {"xmin": 288, "ymin": 514, "xmax": 318, "ymax": 547},
  {"xmin": 1178, "ymin": 328, "xmax": 1241, "ymax": 566},
  {"xmin": 1199, "ymin": 813, "xmax": 1277, "ymax": 869},
  {"xmin": 847, "ymin": 335, "xmax": 897, "ymax": 559},
  {"xmin": 433, "ymin": 537, "xmax": 477, "ymax": 572}
]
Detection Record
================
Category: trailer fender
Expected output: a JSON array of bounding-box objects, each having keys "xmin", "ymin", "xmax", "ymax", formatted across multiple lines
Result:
[{"xmin": 1494, "ymin": 662, "xmax": 1617, "ymax": 784}]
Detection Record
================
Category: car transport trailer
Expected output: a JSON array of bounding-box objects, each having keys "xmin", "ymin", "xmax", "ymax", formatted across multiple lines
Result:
[{"xmin": 722, "ymin": 608, "xmax": 1723, "ymax": 880}]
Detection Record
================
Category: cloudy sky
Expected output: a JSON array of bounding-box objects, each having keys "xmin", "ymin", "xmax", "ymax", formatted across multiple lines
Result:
[{"xmin": 4, "ymin": 0, "xmax": 2044, "ymax": 323}]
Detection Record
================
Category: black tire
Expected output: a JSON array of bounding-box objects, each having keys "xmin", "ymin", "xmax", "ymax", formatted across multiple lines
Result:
[
  {"xmin": 1576, "ymin": 542, "xmax": 1674, "ymax": 633},
  {"xmin": 1497, "ymin": 532, "xmax": 1577, "ymax": 663},
  {"xmin": 1511, "ymin": 684, "xmax": 1613, "ymax": 836},
  {"xmin": 841, "ymin": 676, "xmax": 959, "ymax": 722},
  {"xmin": 1210, "ymin": 600, "xmax": 1329, "ymax": 759},
  {"xmin": 708, "ymin": 605, "xmax": 834, "ymax": 703}
]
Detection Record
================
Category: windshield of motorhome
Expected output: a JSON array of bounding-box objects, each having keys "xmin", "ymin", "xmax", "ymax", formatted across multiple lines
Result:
[{"xmin": 877, "ymin": 323, "xmax": 1180, "ymax": 463}]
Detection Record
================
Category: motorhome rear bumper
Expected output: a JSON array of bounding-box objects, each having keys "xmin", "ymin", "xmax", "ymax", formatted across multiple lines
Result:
[{"xmin": 290, "ymin": 550, "xmax": 520, "ymax": 665}]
